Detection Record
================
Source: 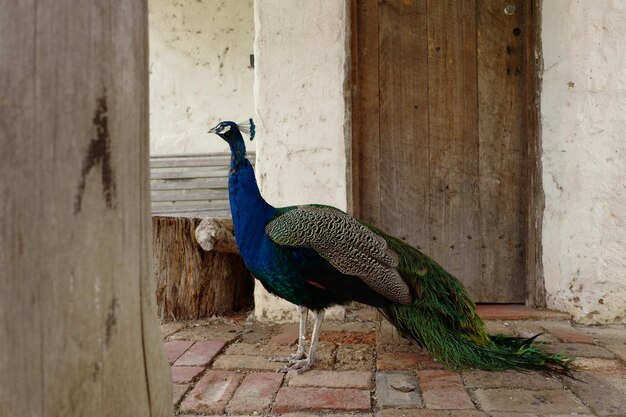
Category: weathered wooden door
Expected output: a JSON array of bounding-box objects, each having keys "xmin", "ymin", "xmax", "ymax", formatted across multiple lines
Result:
[{"xmin": 352, "ymin": 0, "xmax": 537, "ymax": 302}]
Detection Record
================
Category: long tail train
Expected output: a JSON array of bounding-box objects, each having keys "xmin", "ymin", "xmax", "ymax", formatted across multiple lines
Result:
[{"xmin": 371, "ymin": 225, "xmax": 574, "ymax": 378}]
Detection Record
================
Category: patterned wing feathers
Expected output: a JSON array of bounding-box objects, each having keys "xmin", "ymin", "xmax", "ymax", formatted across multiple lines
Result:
[{"xmin": 265, "ymin": 206, "xmax": 412, "ymax": 305}]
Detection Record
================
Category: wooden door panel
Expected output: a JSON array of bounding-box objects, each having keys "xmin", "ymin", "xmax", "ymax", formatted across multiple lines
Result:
[
  {"xmin": 477, "ymin": 0, "xmax": 527, "ymax": 301},
  {"xmin": 353, "ymin": 0, "xmax": 529, "ymax": 302},
  {"xmin": 427, "ymin": 0, "xmax": 481, "ymax": 297},
  {"xmin": 379, "ymin": 0, "xmax": 430, "ymax": 248}
]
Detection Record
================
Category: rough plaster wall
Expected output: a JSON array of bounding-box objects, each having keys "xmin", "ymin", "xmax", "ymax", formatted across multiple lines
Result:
[
  {"xmin": 541, "ymin": 1, "xmax": 626, "ymax": 324},
  {"xmin": 149, "ymin": 0, "xmax": 254, "ymax": 155},
  {"xmin": 253, "ymin": 0, "xmax": 350, "ymax": 321}
]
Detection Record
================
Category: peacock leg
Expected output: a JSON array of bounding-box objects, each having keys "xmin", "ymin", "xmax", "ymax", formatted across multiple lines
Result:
[
  {"xmin": 280, "ymin": 309, "xmax": 324, "ymax": 373},
  {"xmin": 269, "ymin": 306, "xmax": 308, "ymax": 363}
]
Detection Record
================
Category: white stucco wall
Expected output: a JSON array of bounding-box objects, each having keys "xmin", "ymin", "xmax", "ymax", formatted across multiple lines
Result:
[
  {"xmin": 253, "ymin": 0, "xmax": 350, "ymax": 321},
  {"xmin": 541, "ymin": 1, "xmax": 626, "ymax": 324},
  {"xmin": 149, "ymin": 0, "xmax": 254, "ymax": 155}
]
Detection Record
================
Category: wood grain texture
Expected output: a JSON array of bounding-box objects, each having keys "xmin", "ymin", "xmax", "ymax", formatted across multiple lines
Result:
[
  {"xmin": 524, "ymin": 0, "xmax": 545, "ymax": 307},
  {"xmin": 379, "ymin": 0, "xmax": 430, "ymax": 249},
  {"xmin": 353, "ymin": 0, "xmax": 381, "ymax": 224},
  {"xmin": 427, "ymin": 0, "xmax": 481, "ymax": 297},
  {"xmin": 477, "ymin": 0, "xmax": 527, "ymax": 302},
  {"xmin": 353, "ymin": 0, "xmax": 534, "ymax": 302},
  {"xmin": 152, "ymin": 217, "xmax": 254, "ymax": 320},
  {"xmin": 0, "ymin": 1, "xmax": 171, "ymax": 415}
]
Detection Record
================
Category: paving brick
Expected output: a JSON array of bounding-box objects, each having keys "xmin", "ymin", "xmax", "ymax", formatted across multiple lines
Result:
[
  {"xmin": 171, "ymin": 366, "xmax": 204, "ymax": 383},
  {"xmin": 238, "ymin": 323, "xmax": 276, "ymax": 344},
  {"xmin": 550, "ymin": 342, "xmax": 615, "ymax": 358},
  {"xmin": 160, "ymin": 321, "xmax": 186, "ymax": 339},
  {"xmin": 486, "ymin": 413, "xmax": 539, "ymax": 417},
  {"xmin": 346, "ymin": 305, "xmax": 379, "ymax": 321},
  {"xmin": 321, "ymin": 414, "xmax": 374, "ymax": 417},
  {"xmin": 173, "ymin": 383, "xmax": 190, "ymax": 405},
  {"xmin": 377, "ymin": 411, "xmax": 487, "ymax": 417},
  {"xmin": 416, "ymin": 355, "xmax": 444, "ymax": 370},
  {"xmin": 506, "ymin": 320, "xmax": 558, "ymax": 342},
  {"xmin": 288, "ymin": 370, "xmax": 372, "ymax": 389},
  {"xmin": 320, "ymin": 331, "xmax": 376, "ymax": 344},
  {"xmin": 375, "ymin": 351, "xmax": 443, "ymax": 371},
  {"xmin": 277, "ymin": 413, "xmax": 324, "ymax": 417},
  {"xmin": 606, "ymin": 343, "xmax": 626, "ymax": 362},
  {"xmin": 540, "ymin": 323, "xmax": 596, "ymax": 344},
  {"xmin": 269, "ymin": 323, "xmax": 300, "ymax": 345},
  {"xmin": 174, "ymin": 340, "xmax": 226, "ymax": 366},
  {"xmin": 375, "ymin": 371, "xmax": 421, "ymax": 409},
  {"xmin": 571, "ymin": 357, "xmax": 625, "ymax": 373},
  {"xmin": 580, "ymin": 324, "xmax": 626, "ymax": 344},
  {"xmin": 277, "ymin": 414, "xmax": 322, "ymax": 417},
  {"xmin": 473, "ymin": 388, "xmax": 590, "ymax": 414},
  {"xmin": 169, "ymin": 322, "xmax": 241, "ymax": 342},
  {"xmin": 544, "ymin": 415, "xmax": 595, "ymax": 417},
  {"xmin": 476, "ymin": 305, "xmax": 569, "ymax": 320},
  {"xmin": 272, "ymin": 387, "xmax": 370, "ymax": 413},
  {"xmin": 377, "ymin": 352, "xmax": 420, "ymax": 371},
  {"xmin": 224, "ymin": 342, "xmax": 293, "ymax": 356},
  {"xmin": 180, "ymin": 370, "xmax": 242, "ymax": 414},
  {"xmin": 164, "ymin": 340, "xmax": 193, "ymax": 364},
  {"xmin": 562, "ymin": 373, "xmax": 626, "ymax": 416},
  {"xmin": 483, "ymin": 320, "xmax": 516, "ymax": 335},
  {"xmin": 376, "ymin": 321, "xmax": 418, "ymax": 353},
  {"xmin": 226, "ymin": 372, "xmax": 284, "ymax": 414},
  {"xmin": 418, "ymin": 370, "xmax": 474, "ymax": 409},
  {"xmin": 212, "ymin": 354, "xmax": 285, "ymax": 371},
  {"xmin": 324, "ymin": 321, "xmax": 378, "ymax": 333},
  {"xmin": 312, "ymin": 341, "xmax": 336, "ymax": 370},
  {"xmin": 335, "ymin": 344, "xmax": 374, "ymax": 371},
  {"xmin": 462, "ymin": 370, "xmax": 564, "ymax": 390}
]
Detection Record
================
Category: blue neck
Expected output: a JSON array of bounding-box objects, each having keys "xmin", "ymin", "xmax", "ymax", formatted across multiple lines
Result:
[
  {"xmin": 229, "ymin": 138, "xmax": 247, "ymax": 170},
  {"xmin": 227, "ymin": 138, "xmax": 276, "ymax": 268}
]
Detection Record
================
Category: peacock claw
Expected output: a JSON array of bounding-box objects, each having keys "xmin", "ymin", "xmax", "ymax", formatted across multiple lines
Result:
[
  {"xmin": 278, "ymin": 358, "xmax": 313, "ymax": 373},
  {"xmin": 269, "ymin": 352, "xmax": 306, "ymax": 363}
]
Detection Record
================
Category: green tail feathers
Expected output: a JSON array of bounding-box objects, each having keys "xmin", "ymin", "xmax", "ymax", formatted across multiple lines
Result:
[
  {"xmin": 368, "ymin": 224, "xmax": 573, "ymax": 378},
  {"xmin": 381, "ymin": 305, "xmax": 573, "ymax": 377}
]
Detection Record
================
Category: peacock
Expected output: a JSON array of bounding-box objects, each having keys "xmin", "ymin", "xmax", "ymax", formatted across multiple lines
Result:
[{"xmin": 209, "ymin": 119, "xmax": 571, "ymax": 376}]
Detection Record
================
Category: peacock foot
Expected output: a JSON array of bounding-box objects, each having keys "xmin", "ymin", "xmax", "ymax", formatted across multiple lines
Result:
[
  {"xmin": 268, "ymin": 351, "xmax": 306, "ymax": 363},
  {"xmin": 278, "ymin": 357, "xmax": 313, "ymax": 373}
]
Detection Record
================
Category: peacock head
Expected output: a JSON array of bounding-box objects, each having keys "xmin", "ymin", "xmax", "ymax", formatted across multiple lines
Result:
[{"xmin": 208, "ymin": 119, "xmax": 255, "ymax": 144}]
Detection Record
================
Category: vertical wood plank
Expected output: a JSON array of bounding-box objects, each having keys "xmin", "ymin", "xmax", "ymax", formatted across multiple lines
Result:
[
  {"xmin": 0, "ymin": 1, "xmax": 41, "ymax": 415},
  {"xmin": 427, "ymin": 0, "xmax": 481, "ymax": 298},
  {"xmin": 524, "ymin": 0, "xmax": 545, "ymax": 307},
  {"xmin": 379, "ymin": 0, "xmax": 430, "ymax": 249},
  {"xmin": 354, "ymin": 0, "xmax": 381, "ymax": 224},
  {"xmin": 0, "ymin": 1, "xmax": 172, "ymax": 415},
  {"xmin": 477, "ymin": 0, "xmax": 527, "ymax": 302}
]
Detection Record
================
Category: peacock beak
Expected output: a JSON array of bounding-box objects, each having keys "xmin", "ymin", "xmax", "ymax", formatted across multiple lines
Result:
[{"xmin": 208, "ymin": 126, "xmax": 218, "ymax": 134}]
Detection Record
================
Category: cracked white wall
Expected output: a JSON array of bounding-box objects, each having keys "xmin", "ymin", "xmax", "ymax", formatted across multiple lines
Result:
[
  {"xmin": 541, "ymin": 1, "xmax": 626, "ymax": 324},
  {"xmin": 149, "ymin": 0, "xmax": 254, "ymax": 156},
  {"xmin": 253, "ymin": 0, "xmax": 350, "ymax": 321}
]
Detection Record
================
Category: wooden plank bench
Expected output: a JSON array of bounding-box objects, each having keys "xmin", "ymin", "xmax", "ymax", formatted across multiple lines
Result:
[{"xmin": 150, "ymin": 152, "xmax": 255, "ymax": 218}]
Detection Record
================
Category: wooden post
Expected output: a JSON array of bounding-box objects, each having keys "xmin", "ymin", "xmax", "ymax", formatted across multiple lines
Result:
[{"xmin": 0, "ymin": 1, "xmax": 172, "ymax": 416}]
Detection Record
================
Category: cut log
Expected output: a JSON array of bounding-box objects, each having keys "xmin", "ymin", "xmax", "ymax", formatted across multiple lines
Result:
[{"xmin": 153, "ymin": 216, "xmax": 254, "ymax": 320}]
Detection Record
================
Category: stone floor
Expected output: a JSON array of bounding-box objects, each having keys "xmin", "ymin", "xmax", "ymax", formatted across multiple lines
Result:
[{"xmin": 161, "ymin": 305, "xmax": 626, "ymax": 417}]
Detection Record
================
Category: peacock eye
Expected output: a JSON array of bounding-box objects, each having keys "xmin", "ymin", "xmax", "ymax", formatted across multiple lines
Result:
[{"xmin": 221, "ymin": 125, "xmax": 232, "ymax": 134}]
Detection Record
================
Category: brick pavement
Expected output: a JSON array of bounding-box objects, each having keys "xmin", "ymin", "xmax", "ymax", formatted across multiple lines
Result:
[{"xmin": 162, "ymin": 304, "xmax": 626, "ymax": 416}]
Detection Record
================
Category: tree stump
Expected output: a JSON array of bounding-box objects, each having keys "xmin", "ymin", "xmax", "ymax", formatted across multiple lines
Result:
[{"xmin": 152, "ymin": 216, "xmax": 254, "ymax": 320}]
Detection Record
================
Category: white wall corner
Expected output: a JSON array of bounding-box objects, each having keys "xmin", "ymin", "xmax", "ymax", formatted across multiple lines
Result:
[
  {"xmin": 253, "ymin": 0, "xmax": 352, "ymax": 321},
  {"xmin": 540, "ymin": 1, "xmax": 626, "ymax": 324}
]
